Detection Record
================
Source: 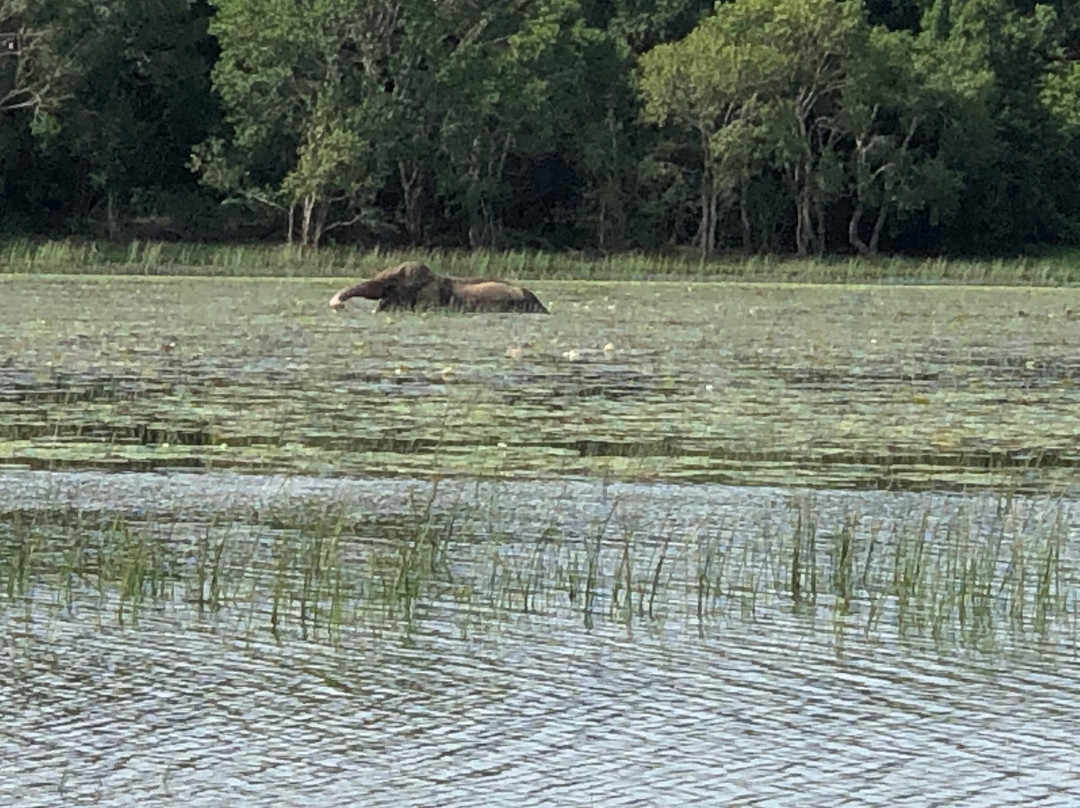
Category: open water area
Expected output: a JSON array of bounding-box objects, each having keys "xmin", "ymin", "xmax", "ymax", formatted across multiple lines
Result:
[{"xmin": 1, "ymin": 275, "xmax": 1079, "ymax": 805}]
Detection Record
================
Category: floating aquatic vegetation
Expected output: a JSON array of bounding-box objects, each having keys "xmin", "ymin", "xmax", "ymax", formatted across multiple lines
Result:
[{"xmin": 1, "ymin": 278, "xmax": 1078, "ymax": 492}]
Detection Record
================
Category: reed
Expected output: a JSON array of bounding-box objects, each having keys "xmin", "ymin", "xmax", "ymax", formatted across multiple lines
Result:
[
  {"xmin": 3, "ymin": 237, "xmax": 1080, "ymax": 284},
  {"xmin": 0, "ymin": 487, "xmax": 1074, "ymax": 654}
]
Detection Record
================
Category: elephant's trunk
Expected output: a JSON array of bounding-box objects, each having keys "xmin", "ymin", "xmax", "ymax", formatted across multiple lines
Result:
[{"xmin": 329, "ymin": 279, "xmax": 383, "ymax": 309}]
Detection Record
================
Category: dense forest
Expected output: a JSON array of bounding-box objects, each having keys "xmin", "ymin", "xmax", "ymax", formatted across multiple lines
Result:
[{"xmin": 1, "ymin": 0, "xmax": 1079, "ymax": 256}]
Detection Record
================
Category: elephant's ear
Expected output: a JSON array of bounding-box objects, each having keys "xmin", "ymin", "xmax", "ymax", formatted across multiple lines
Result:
[{"xmin": 398, "ymin": 261, "xmax": 435, "ymax": 291}]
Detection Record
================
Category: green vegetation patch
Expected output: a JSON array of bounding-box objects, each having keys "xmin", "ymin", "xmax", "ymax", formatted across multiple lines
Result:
[
  {"xmin": 0, "ymin": 485, "xmax": 1075, "ymax": 655},
  {"xmin": 3, "ymin": 241, "xmax": 1080, "ymax": 285},
  {"xmin": 2, "ymin": 276, "xmax": 1078, "ymax": 492}
]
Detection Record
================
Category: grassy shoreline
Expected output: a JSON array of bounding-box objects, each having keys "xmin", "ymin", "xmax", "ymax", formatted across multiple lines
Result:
[{"xmin": 1, "ymin": 237, "xmax": 1079, "ymax": 284}]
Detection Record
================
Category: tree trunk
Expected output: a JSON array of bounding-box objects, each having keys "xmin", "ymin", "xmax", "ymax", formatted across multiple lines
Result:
[
  {"xmin": 740, "ymin": 181, "xmax": 751, "ymax": 252},
  {"xmin": 794, "ymin": 181, "xmax": 812, "ymax": 257},
  {"xmin": 868, "ymin": 199, "xmax": 889, "ymax": 256},
  {"xmin": 707, "ymin": 186, "xmax": 720, "ymax": 256},
  {"xmin": 789, "ymin": 156, "xmax": 815, "ymax": 257},
  {"xmin": 792, "ymin": 99, "xmax": 813, "ymax": 257},
  {"xmin": 597, "ymin": 196, "xmax": 607, "ymax": 252},
  {"xmin": 848, "ymin": 200, "xmax": 869, "ymax": 255},
  {"xmin": 696, "ymin": 127, "xmax": 713, "ymax": 257},
  {"xmin": 106, "ymin": 190, "xmax": 118, "ymax": 241},
  {"xmin": 483, "ymin": 201, "xmax": 499, "ymax": 249},
  {"xmin": 813, "ymin": 180, "xmax": 825, "ymax": 256},
  {"xmin": 696, "ymin": 178, "xmax": 710, "ymax": 256},
  {"xmin": 399, "ymin": 161, "xmax": 423, "ymax": 243},
  {"xmin": 468, "ymin": 200, "xmax": 498, "ymax": 249},
  {"xmin": 300, "ymin": 194, "xmax": 315, "ymax": 247},
  {"xmin": 312, "ymin": 200, "xmax": 328, "ymax": 248}
]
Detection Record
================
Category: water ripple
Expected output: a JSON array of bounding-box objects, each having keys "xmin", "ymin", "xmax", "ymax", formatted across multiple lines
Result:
[{"xmin": 3, "ymin": 590, "xmax": 1079, "ymax": 806}]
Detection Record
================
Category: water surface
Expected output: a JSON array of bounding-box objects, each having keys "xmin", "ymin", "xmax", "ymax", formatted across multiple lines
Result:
[
  {"xmin": 2, "ymin": 276, "xmax": 1079, "ymax": 805},
  {"xmin": 2, "ymin": 277, "xmax": 1078, "ymax": 489}
]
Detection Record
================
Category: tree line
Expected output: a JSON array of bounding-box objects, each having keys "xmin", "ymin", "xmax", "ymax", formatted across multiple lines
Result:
[{"xmin": 2, "ymin": 0, "xmax": 1079, "ymax": 256}]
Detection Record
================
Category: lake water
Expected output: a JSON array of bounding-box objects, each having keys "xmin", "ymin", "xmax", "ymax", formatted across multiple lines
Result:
[{"xmin": 2, "ymin": 276, "xmax": 1079, "ymax": 805}]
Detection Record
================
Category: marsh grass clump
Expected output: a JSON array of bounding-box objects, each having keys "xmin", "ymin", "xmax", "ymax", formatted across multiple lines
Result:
[
  {"xmin": 694, "ymin": 526, "xmax": 730, "ymax": 635},
  {"xmin": 263, "ymin": 514, "xmax": 350, "ymax": 642},
  {"xmin": 95, "ymin": 517, "xmax": 175, "ymax": 626},
  {"xmin": 0, "ymin": 508, "xmax": 177, "ymax": 626},
  {"xmin": 4, "ymin": 237, "xmax": 1080, "ymax": 284},
  {"xmin": 371, "ymin": 482, "xmax": 458, "ymax": 624},
  {"xmin": 0, "ymin": 512, "xmax": 46, "ymax": 601},
  {"xmin": 811, "ymin": 496, "xmax": 1075, "ymax": 650},
  {"xmin": 0, "ymin": 489, "xmax": 1075, "ymax": 655},
  {"xmin": 789, "ymin": 498, "xmax": 819, "ymax": 607}
]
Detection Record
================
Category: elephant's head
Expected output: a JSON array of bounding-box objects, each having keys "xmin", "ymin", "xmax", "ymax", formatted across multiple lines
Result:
[{"xmin": 329, "ymin": 261, "xmax": 436, "ymax": 309}]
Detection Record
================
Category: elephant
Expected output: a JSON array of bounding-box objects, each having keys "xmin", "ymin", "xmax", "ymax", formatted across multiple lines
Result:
[{"xmin": 328, "ymin": 261, "xmax": 549, "ymax": 314}]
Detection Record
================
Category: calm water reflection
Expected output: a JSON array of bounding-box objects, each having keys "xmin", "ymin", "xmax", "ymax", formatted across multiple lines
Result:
[{"xmin": 2, "ymin": 471, "xmax": 1079, "ymax": 806}]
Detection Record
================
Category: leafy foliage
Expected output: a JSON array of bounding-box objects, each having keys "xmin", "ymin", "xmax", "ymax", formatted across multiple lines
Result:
[{"xmin": 0, "ymin": 0, "xmax": 1078, "ymax": 253}]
